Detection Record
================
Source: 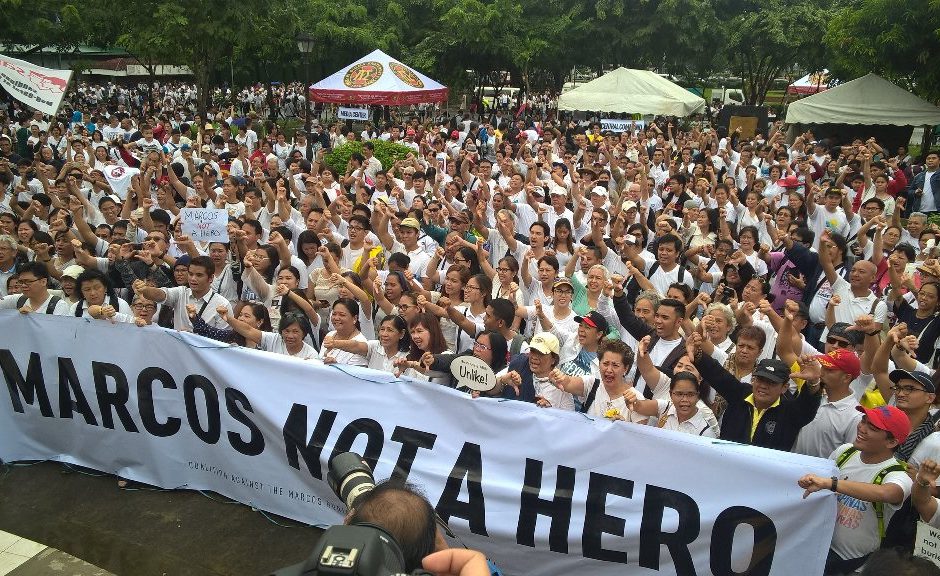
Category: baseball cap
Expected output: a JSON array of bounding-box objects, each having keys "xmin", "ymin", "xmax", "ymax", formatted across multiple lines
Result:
[
  {"xmin": 752, "ymin": 358, "xmax": 791, "ymax": 385},
  {"xmin": 180, "ymin": 143, "xmax": 191, "ymax": 151},
  {"xmin": 107, "ymin": 194, "xmax": 122, "ymax": 204},
  {"xmin": 576, "ymin": 311, "xmax": 609, "ymax": 335},
  {"xmin": 816, "ymin": 348, "xmax": 861, "ymax": 379},
  {"xmin": 856, "ymin": 405, "xmax": 911, "ymax": 444},
  {"xmin": 204, "ymin": 122, "xmax": 215, "ymax": 131},
  {"xmin": 400, "ymin": 217, "xmax": 421, "ymax": 230},
  {"xmin": 552, "ymin": 277, "xmax": 574, "ymax": 291},
  {"xmin": 591, "ymin": 186, "xmax": 609, "ymax": 197},
  {"xmin": 889, "ymin": 369, "xmax": 936, "ymax": 394},
  {"xmin": 551, "ymin": 161, "xmax": 568, "ymax": 175},
  {"xmin": 61, "ymin": 265, "xmax": 84, "ymax": 280},
  {"xmin": 776, "ymin": 175, "xmax": 802, "ymax": 188},
  {"xmin": 622, "ymin": 200, "xmax": 638, "ymax": 211},
  {"xmin": 531, "ymin": 186, "xmax": 545, "ymax": 198},
  {"xmin": 548, "ymin": 185, "xmax": 567, "ymax": 197},
  {"xmin": 829, "ymin": 322, "xmax": 862, "ymax": 346},
  {"xmin": 530, "ymin": 333, "xmax": 560, "ymax": 356}
]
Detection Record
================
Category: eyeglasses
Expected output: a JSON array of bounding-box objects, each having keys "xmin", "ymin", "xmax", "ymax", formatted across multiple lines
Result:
[
  {"xmin": 453, "ymin": 257, "xmax": 469, "ymax": 264},
  {"xmin": 473, "ymin": 341, "xmax": 492, "ymax": 351},
  {"xmin": 398, "ymin": 303, "xmax": 413, "ymax": 311},
  {"xmin": 132, "ymin": 302, "xmax": 156, "ymax": 310},
  {"xmin": 553, "ymin": 288, "xmax": 573, "ymax": 295},
  {"xmin": 464, "ymin": 284, "xmax": 480, "ymax": 291},
  {"xmin": 891, "ymin": 385, "xmax": 927, "ymax": 395},
  {"xmin": 18, "ymin": 277, "xmax": 41, "ymax": 285},
  {"xmin": 429, "ymin": 207, "xmax": 441, "ymax": 212},
  {"xmin": 826, "ymin": 338, "xmax": 851, "ymax": 348},
  {"xmin": 671, "ymin": 391, "xmax": 699, "ymax": 399},
  {"xmin": 496, "ymin": 267, "xmax": 512, "ymax": 273},
  {"xmin": 348, "ymin": 226, "xmax": 365, "ymax": 232}
]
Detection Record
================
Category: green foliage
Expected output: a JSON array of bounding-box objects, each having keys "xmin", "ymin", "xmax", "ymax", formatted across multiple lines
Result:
[
  {"xmin": 826, "ymin": 0, "xmax": 940, "ymax": 103},
  {"xmin": 324, "ymin": 140, "xmax": 415, "ymax": 175}
]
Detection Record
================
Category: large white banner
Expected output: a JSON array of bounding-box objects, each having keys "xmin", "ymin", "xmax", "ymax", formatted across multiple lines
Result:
[
  {"xmin": 0, "ymin": 312, "xmax": 837, "ymax": 575},
  {"xmin": 0, "ymin": 54, "xmax": 72, "ymax": 115}
]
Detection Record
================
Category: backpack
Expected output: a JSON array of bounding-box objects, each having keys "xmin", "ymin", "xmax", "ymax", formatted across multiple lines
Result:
[
  {"xmin": 835, "ymin": 447, "xmax": 906, "ymax": 541},
  {"xmin": 648, "ymin": 261, "xmax": 686, "ymax": 284},
  {"xmin": 17, "ymin": 295, "xmax": 62, "ymax": 315}
]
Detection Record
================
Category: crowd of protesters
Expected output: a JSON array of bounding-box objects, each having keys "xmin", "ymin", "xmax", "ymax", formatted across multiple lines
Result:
[{"xmin": 3, "ymin": 77, "xmax": 940, "ymax": 574}]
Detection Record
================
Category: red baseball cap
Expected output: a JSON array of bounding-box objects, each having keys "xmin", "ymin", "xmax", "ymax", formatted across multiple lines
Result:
[
  {"xmin": 816, "ymin": 348, "xmax": 861, "ymax": 379},
  {"xmin": 856, "ymin": 405, "xmax": 911, "ymax": 444},
  {"xmin": 776, "ymin": 175, "xmax": 802, "ymax": 188}
]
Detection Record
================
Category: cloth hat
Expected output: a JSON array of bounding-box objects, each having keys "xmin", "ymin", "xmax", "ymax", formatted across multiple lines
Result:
[
  {"xmin": 918, "ymin": 259, "xmax": 940, "ymax": 278},
  {"xmin": 816, "ymin": 348, "xmax": 861, "ymax": 379},
  {"xmin": 856, "ymin": 405, "xmax": 911, "ymax": 444},
  {"xmin": 552, "ymin": 277, "xmax": 573, "ymax": 291},
  {"xmin": 576, "ymin": 311, "xmax": 609, "ymax": 335},
  {"xmin": 204, "ymin": 122, "xmax": 215, "ymax": 131},
  {"xmin": 776, "ymin": 175, "xmax": 802, "ymax": 188},
  {"xmin": 591, "ymin": 185, "xmax": 609, "ymax": 197},
  {"xmin": 829, "ymin": 322, "xmax": 863, "ymax": 346},
  {"xmin": 61, "ymin": 265, "xmax": 84, "ymax": 280},
  {"xmin": 551, "ymin": 161, "xmax": 568, "ymax": 175},
  {"xmin": 889, "ymin": 369, "xmax": 936, "ymax": 394},
  {"xmin": 752, "ymin": 358, "xmax": 791, "ymax": 385},
  {"xmin": 400, "ymin": 217, "xmax": 421, "ymax": 230},
  {"xmin": 530, "ymin": 332, "xmax": 560, "ymax": 356},
  {"xmin": 449, "ymin": 211, "xmax": 470, "ymax": 224}
]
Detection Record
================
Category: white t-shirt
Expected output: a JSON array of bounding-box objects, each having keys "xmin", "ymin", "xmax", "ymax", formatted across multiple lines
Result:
[
  {"xmin": 0, "ymin": 293, "xmax": 69, "ymax": 315},
  {"xmin": 645, "ymin": 260, "xmax": 694, "ymax": 295},
  {"xmin": 320, "ymin": 331, "xmax": 369, "ymax": 366},
  {"xmin": 829, "ymin": 444, "xmax": 911, "ymax": 561},
  {"xmin": 260, "ymin": 331, "xmax": 319, "ymax": 359}
]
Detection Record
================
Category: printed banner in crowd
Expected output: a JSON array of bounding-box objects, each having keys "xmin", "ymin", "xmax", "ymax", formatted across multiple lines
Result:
[
  {"xmin": 600, "ymin": 119, "xmax": 646, "ymax": 133},
  {"xmin": 0, "ymin": 313, "xmax": 837, "ymax": 576},
  {"xmin": 0, "ymin": 54, "xmax": 72, "ymax": 115}
]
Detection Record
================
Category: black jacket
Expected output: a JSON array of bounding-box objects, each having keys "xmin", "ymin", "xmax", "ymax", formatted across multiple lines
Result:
[{"xmin": 695, "ymin": 352, "xmax": 821, "ymax": 451}]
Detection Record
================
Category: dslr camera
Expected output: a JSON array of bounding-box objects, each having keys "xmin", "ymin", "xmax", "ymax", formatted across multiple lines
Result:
[{"xmin": 270, "ymin": 452, "xmax": 433, "ymax": 576}]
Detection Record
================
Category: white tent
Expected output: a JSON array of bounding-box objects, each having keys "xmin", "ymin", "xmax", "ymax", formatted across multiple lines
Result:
[
  {"xmin": 785, "ymin": 73, "xmax": 940, "ymax": 126},
  {"xmin": 557, "ymin": 68, "xmax": 705, "ymax": 116},
  {"xmin": 310, "ymin": 49, "xmax": 448, "ymax": 106}
]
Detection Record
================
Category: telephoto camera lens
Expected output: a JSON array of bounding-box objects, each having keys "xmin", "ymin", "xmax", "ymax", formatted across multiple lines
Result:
[{"xmin": 328, "ymin": 452, "xmax": 376, "ymax": 510}]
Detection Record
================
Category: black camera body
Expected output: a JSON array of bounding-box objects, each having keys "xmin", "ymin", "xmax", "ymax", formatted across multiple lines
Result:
[{"xmin": 269, "ymin": 453, "xmax": 431, "ymax": 576}]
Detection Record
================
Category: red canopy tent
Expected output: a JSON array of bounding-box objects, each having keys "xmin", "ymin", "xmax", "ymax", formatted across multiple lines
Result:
[{"xmin": 310, "ymin": 49, "xmax": 448, "ymax": 105}]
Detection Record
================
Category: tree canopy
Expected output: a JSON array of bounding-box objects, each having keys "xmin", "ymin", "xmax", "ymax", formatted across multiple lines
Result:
[{"xmin": 1, "ymin": 0, "xmax": 938, "ymax": 109}]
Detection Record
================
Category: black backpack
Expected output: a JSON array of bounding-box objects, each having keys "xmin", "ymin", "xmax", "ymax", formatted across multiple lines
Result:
[{"xmin": 17, "ymin": 295, "xmax": 62, "ymax": 314}]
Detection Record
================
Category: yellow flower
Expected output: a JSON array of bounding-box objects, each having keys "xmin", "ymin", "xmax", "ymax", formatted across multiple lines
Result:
[{"xmin": 604, "ymin": 408, "xmax": 621, "ymax": 419}]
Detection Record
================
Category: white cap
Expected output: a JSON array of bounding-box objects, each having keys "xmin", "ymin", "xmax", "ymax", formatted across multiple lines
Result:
[
  {"xmin": 622, "ymin": 200, "xmax": 638, "ymax": 211},
  {"xmin": 591, "ymin": 186, "xmax": 609, "ymax": 197}
]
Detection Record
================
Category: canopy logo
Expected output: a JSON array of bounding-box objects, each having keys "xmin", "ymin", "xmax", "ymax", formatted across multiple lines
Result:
[
  {"xmin": 343, "ymin": 62, "xmax": 383, "ymax": 89},
  {"xmin": 390, "ymin": 62, "xmax": 424, "ymax": 89}
]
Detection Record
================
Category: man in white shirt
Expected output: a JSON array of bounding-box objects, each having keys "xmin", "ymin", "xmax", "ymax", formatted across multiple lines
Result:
[
  {"xmin": 798, "ymin": 405, "xmax": 912, "ymax": 573},
  {"xmin": 0, "ymin": 261, "xmax": 68, "ymax": 315},
  {"xmin": 807, "ymin": 187, "xmax": 850, "ymax": 249},
  {"xmin": 133, "ymin": 255, "xmax": 232, "ymax": 331},
  {"xmin": 792, "ymin": 348, "xmax": 863, "ymax": 458},
  {"xmin": 818, "ymin": 230, "xmax": 886, "ymax": 341}
]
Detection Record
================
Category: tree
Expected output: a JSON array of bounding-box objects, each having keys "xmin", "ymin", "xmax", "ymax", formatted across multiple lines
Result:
[
  {"xmin": 725, "ymin": 0, "xmax": 833, "ymax": 105},
  {"xmin": 825, "ymin": 0, "xmax": 940, "ymax": 103}
]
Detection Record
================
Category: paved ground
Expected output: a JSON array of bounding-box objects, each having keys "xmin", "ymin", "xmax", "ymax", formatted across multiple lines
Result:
[{"xmin": 0, "ymin": 462, "xmax": 324, "ymax": 576}]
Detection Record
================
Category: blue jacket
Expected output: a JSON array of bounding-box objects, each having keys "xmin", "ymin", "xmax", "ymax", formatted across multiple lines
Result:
[{"xmin": 907, "ymin": 169, "xmax": 940, "ymax": 213}]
